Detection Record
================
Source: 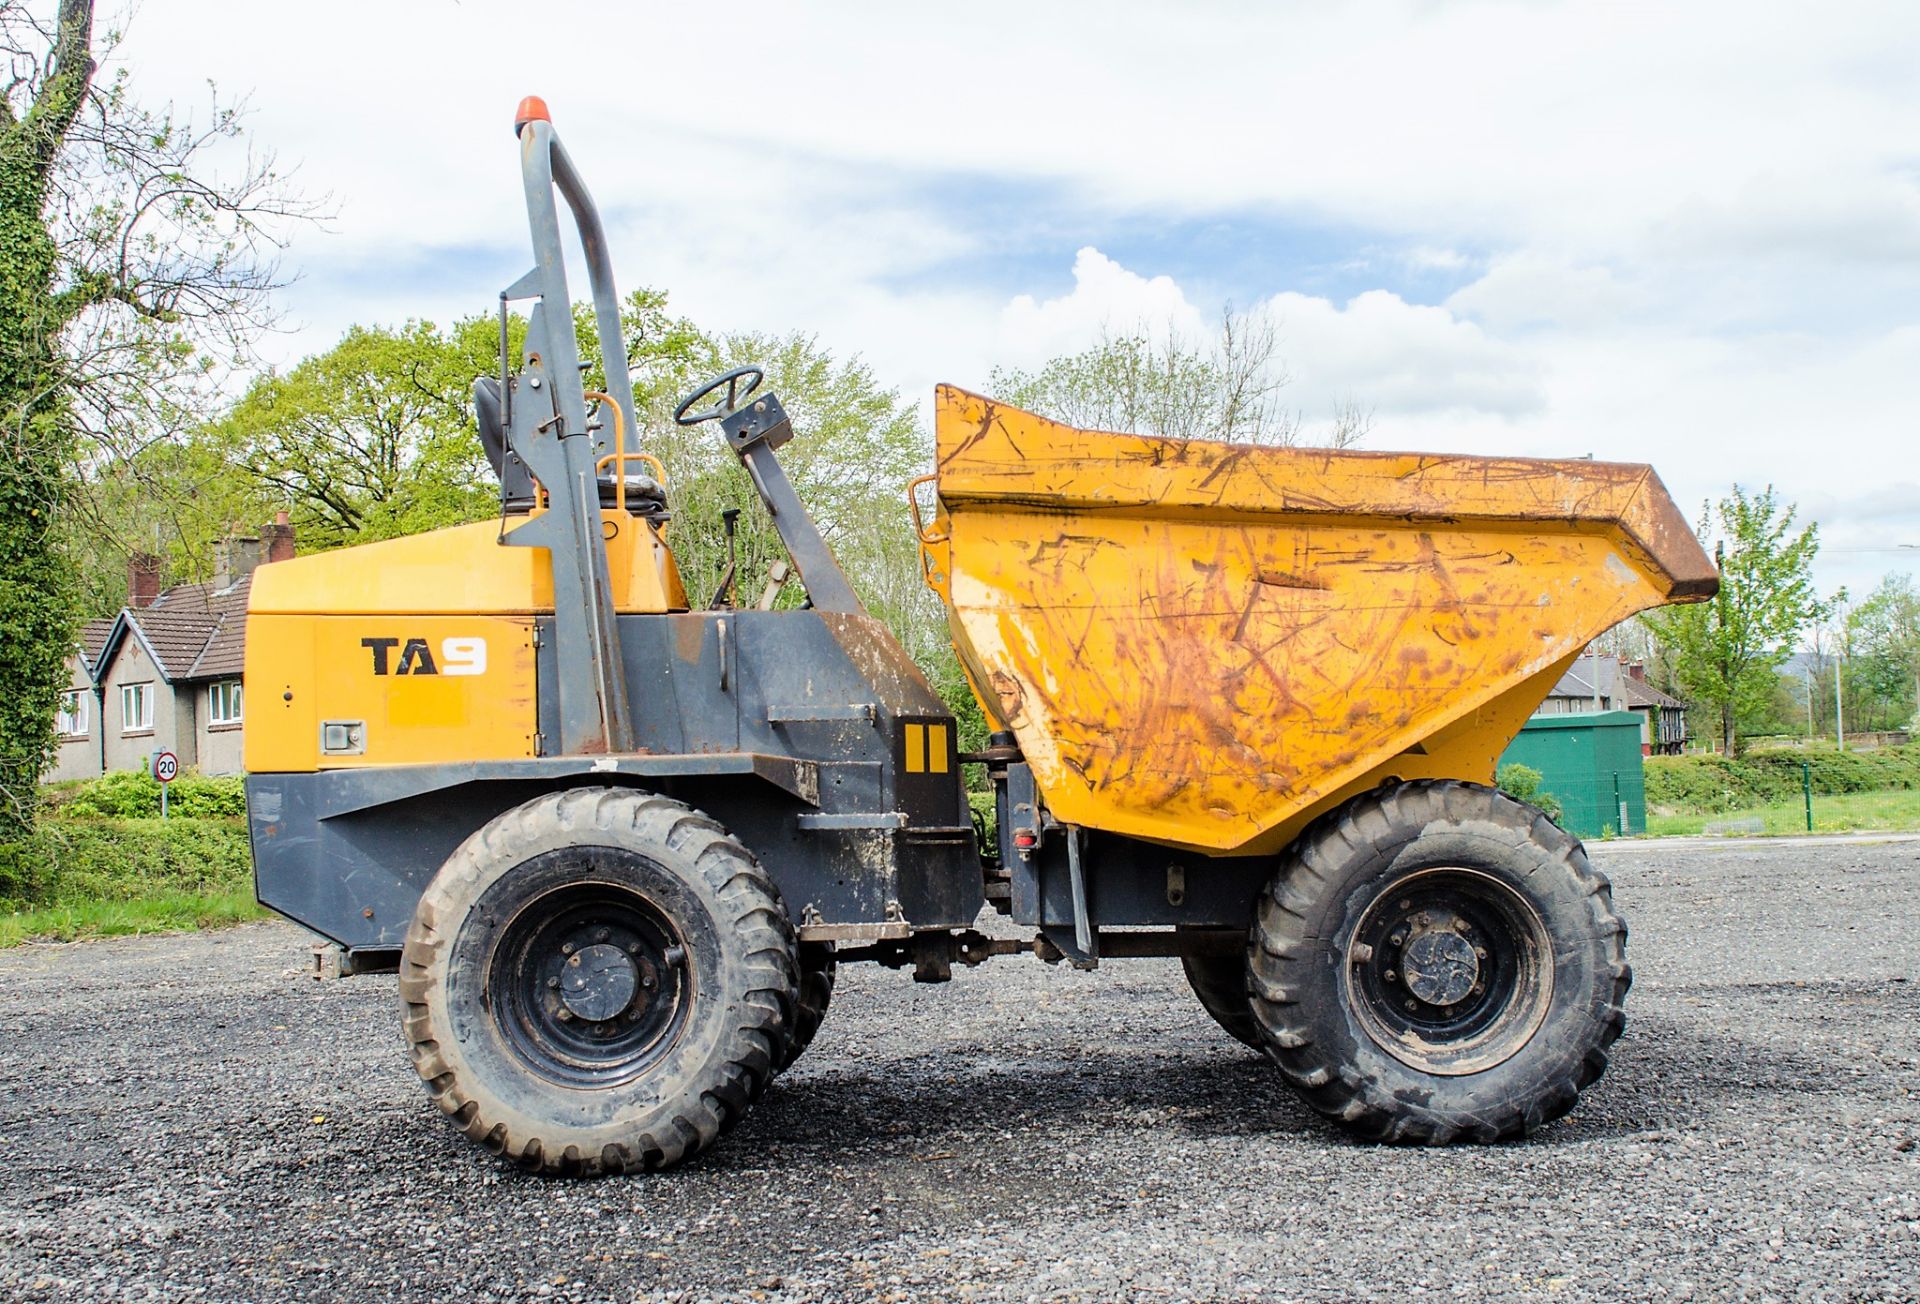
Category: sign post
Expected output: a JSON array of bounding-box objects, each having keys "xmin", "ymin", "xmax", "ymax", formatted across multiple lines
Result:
[{"xmin": 152, "ymin": 749, "xmax": 178, "ymax": 820}]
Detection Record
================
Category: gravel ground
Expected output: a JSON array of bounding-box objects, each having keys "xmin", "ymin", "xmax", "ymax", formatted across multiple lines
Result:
[{"xmin": 2, "ymin": 837, "xmax": 1916, "ymax": 1302}]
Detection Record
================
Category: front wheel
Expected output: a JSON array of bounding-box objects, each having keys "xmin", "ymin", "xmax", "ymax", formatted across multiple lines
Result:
[
  {"xmin": 1249, "ymin": 780, "xmax": 1629, "ymax": 1143},
  {"xmin": 399, "ymin": 787, "xmax": 798, "ymax": 1176}
]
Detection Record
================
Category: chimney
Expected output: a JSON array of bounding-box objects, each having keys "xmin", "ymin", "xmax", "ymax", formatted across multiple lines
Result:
[
  {"xmin": 263, "ymin": 510, "xmax": 296, "ymax": 565},
  {"xmin": 213, "ymin": 531, "xmax": 265, "ymax": 590},
  {"xmin": 1627, "ymin": 660, "xmax": 1647, "ymax": 682},
  {"xmin": 128, "ymin": 553, "xmax": 162, "ymax": 609}
]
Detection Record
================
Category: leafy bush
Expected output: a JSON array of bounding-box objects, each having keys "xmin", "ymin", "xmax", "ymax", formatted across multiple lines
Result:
[
  {"xmin": 1496, "ymin": 762, "xmax": 1564, "ymax": 821},
  {"xmin": 1645, "ymin": 743, "xmax": 1920, "ymax": 814},
  {"xmin": 0, "ymin": 818, "xmax": 252, "ymax": 913},
  {"xmin": 53, "ymin": 769, "xmax": 247, "ymax": 820}
]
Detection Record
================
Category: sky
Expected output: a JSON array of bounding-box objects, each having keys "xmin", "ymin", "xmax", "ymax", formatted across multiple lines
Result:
[{"xmin": 115, "ymin": 0, "xmax": 1919, "ymax": 602}]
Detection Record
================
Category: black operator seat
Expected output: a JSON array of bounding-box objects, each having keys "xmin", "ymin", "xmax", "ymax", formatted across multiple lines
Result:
[{"xmin": 471, "ymin": 376, "xmax": 667, "ymax": 517}]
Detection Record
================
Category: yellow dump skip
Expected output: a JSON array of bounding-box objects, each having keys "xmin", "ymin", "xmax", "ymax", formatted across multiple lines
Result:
[{"xmin": 925, "ymin": 386, "xmax": 1715, "ymax": 856}]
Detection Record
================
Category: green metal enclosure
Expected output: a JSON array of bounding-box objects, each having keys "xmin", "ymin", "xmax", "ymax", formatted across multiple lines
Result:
[{"xmin": 1499, "ymin": 711, "xmax": 1648, "ymax": 839}]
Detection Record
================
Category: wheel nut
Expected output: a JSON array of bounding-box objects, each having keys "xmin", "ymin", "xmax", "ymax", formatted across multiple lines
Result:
[
  {"xmin": 561, "ymin": 941, "xmax": 575, "ymax": 954},
  {"xmin": 547, "ymin": 976, "xmax": 560, "ymax": 989},
  {"xmin": 1389, "ymin": 932, "xmax": 1406, "ymax": 947},
  {"xmin": 596, "ymin": 928, "xmax": 610, "ymax": 942},
  {"xmin": 1384, "ymin": 969, "xmax": 1398, "ymax": 983},
  {"xmin": 1474, "ymin": 947, "xmax": 1488, "ymax": 960},
  {"xmin": 1404, "ymin": 999, "xmax": 1417, "ymax": 1011}
]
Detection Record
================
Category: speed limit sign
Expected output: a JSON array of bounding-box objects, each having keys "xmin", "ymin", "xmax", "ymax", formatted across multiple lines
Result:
[{"xmin": 152, "ymin": 751, "xmax": 178, "ymax": 783}]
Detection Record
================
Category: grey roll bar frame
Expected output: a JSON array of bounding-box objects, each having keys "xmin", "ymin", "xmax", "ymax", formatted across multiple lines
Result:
[{"xmin": 494, "ymin": 114, "xmax": 637, "ymax": 755}]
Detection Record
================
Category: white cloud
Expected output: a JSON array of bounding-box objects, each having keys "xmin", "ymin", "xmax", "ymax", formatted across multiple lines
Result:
[
  {"xmin": 1445, "ymin": 256, "xmax": 1649, "ymax": 334},
  {"xmin": 1260, "ymin": 289, "xmax": 1544, "ymax": 418},
  {"xmin": 997, "ymin": 248, "xmax": 1206, "ymax": 364}
]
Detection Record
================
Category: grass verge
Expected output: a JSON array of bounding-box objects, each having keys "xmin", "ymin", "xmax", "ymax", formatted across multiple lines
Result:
[
  {"xmin": 1645, "ymin": 787, "xmax": 1920, "ymax": 837},
  {"xmin": 1, "ymin": 813, "xmax": 261, "ymax": 950},
  {"xmin": 0, "ymin": 888, "xmax": 267, "ymax": 948}
]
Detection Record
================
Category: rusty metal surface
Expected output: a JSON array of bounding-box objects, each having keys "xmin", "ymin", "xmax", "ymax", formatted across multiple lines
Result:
[{"xmin": 927, "ymin": 386, "xmax": 1717, "ymax": 856}]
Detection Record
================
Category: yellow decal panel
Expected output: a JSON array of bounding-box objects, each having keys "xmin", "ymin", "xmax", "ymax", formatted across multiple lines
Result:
[{"xmin": 245, "ymin": 616, "xmax": 537, "ymax": 772}]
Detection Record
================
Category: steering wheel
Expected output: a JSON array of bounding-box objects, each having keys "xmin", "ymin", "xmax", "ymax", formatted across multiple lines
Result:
[{"xmin": 674, "ymin": 365, "xmax": 765, "ymax": 427}]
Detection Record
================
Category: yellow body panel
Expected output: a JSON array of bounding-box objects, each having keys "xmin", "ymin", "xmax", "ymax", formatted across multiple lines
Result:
[
  {"xmin": 248, "ymin": 513, "xmax": 684, "ymax": 616},
  {"xmin": 927, "ymin": 386, "xmax": 1715, "ymax": 856},
  {"xmin": 245, "ymin": 505, "xmax": 686, "ymax": 772},
  {"xmin": 245, "ymin": 614, "xmax": 538, "ymax": 771}
]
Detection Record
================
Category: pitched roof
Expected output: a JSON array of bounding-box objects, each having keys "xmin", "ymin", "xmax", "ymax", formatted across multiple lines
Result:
[
  {"xmin": 92, "ymin": 575, "xmax": 251, "ymax": 685},
  {"xmin": 77, "ymin": 619, "xmax": 115, "ymax": 673},
  {"xmin": 1618, "ymin": 674, "xmax": 1686, "ymax": 711}
]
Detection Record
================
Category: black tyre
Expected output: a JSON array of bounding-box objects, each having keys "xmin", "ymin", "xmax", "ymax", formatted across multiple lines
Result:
[
  {"xmin": 1180, "ymin": 949, "xmax": 1264, "ymax": 1051},
  {"xmin": 399, "ymin": 787, "xmax": 798, "ymax": 1176},
  {"xmin": 1248, "ymin": 779, "xmax": 1629, "ymax": 1143},
  {"xmin": 778, "ymin": 942, "xmax": 836, "ymax": 1072}
]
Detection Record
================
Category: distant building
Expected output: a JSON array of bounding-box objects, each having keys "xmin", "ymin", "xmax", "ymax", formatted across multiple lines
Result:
[
  {"xmin": 1532, "ymin": 652, "xmax": 1689, "ymax": 756},
  {"xmin": 48, "ymin": 516, "xmax": 293, "ymax": 782}
]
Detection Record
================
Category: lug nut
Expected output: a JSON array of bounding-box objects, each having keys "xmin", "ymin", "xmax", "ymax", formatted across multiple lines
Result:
[
  {"xmin": 596, "ymin": 928, "xmax": 610, "ymax": 942},
  {"xmin": 1384, "ymin": 970, "xmax": 1398, "ymax": 983},
  {"xmin": 561, "ymin": 941, "xmax": 575, "ymax": 955},
  {"xmin": 547, "ymin": 976, "xmax": 560, "ymax": 989},
  {"xmin": 1404, "ymin": 999, "xmax": 1417, "ymax": 1011},
  {"xmin": 1389, "ymin": 932, "xmax": 1406, "ymax": 947},
  {"xmin": 1474, "ymin": 947, "xmax": 1488, "ymax": 960}
]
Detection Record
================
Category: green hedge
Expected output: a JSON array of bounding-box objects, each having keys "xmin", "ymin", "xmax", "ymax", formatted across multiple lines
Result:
[
  {"xmin": 46, "ymin": 769, "xmax": 247, "ymax": 820},
  {"xmin": 1645, "ymin": 744, "xmax": 1920, "ymax": 814},
  {"xmin": 0, "ymin": 817, "xmax": 252, "ymax": 913}
]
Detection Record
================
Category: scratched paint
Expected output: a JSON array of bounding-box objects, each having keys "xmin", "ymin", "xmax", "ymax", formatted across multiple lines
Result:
[{"xmin": 922, "ymin": 386, "xmax": 1717, "ymax": 856}]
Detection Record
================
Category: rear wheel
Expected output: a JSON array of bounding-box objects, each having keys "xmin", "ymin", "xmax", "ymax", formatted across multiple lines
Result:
[
  {"xmin": 399, "ymin": 787, "xmax": 798, "ymax": 1176},
  {"xmin": 1180, "ymin": 949, "xmax": 1263, "ymax": 1050},
  {"xmin": 778, "ymin": 942, "xmax": 836, "ymax": 1071},
  {"xmin": 1249, "ymin": 780, "xmax": 1629, "ymax": 1143}
]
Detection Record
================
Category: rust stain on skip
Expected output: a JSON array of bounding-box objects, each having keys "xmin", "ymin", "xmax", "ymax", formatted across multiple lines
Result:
[{"xmin": 919, "ymin": 384, "xmax": 1718, "ymax": 857}]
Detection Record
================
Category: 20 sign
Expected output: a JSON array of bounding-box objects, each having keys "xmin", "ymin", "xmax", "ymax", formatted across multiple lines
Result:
[{"xmin": 152, "ymin": 751, "xmax": 179, "ymax": 783}]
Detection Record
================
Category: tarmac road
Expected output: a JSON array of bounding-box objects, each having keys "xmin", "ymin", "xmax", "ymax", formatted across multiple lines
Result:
[{"xmin": 1, "ymin": 836, "xmax": 1916, "ymax": 1302}]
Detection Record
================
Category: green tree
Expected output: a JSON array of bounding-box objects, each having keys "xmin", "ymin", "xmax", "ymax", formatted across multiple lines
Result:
[
  {"xmin": 1646, "ymin": 486, "xmax": 1833, "ymax": 756},
  {"xmin": 988, "ymin": 308, "xmax": 1369, "ymax": 447},
  {"xmin": 202, "ymin": 322, "xmax": 497, "ymax": 550},
  {"xmin": 1845, "ymin": 574, "xmax": 1920, "ymax": 731},
  {"xmin": 2, "ymin": 0, "xmax": 307, "ymax": 822}
]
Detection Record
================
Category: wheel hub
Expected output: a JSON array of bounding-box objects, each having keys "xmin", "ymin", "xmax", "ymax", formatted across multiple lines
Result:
[
  {"xmin": 559, "ymin": 942, "xmax": 640, "ymax": 1023},
  {"xmin": 1400, "ymin": 924, "xmax": 1479, "ymax": 1007}
]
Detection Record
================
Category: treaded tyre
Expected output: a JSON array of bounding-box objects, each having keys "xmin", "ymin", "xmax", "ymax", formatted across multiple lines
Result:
[
  {"xmin": 399, "ymin": 787, "xmax": 798, "ymax": 1176},
  {"xmin": 1180, "ymin": 950, "xmax": 1264, "ymax": 1051},
  {"xmin": 777, "ymin": 942, "xmax": 836, "ymax": 1072},
  {"xmin": 1248, "ymin": 779, "xmax": 1629, "ymax": 1143}
]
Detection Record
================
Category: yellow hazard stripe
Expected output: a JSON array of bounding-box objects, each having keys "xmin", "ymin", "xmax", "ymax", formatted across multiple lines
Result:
[
  {"xmin": 928, "ymin": 723, "xmax": 948, "ymax": 774},
  {"xmin": 905, "ymin": 723, "xmax": 925, "ymax": 773}
]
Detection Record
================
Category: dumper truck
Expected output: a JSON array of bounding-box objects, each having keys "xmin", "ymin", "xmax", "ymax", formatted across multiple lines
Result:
[{"xmin": 243, "ymin": 98, "xmax": 1718, "ymax": 1175}]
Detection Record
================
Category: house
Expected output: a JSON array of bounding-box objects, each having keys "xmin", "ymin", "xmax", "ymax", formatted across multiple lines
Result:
[
  {"xmin": 49, "ymin": 516, "xmax": 293, "ymax": 782},
  {"xmin": 1531, "ymin": 652, "xmax": 1689, "ymax": 756}
]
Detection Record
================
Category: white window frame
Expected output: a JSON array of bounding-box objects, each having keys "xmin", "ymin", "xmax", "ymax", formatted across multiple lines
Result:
[
  {"xmin": 208, "ymin": 679, "xmax": 243, "ymax": 725},
  {"xmin": 57, "ymin": 690, "xmax": 88, "ymax": 738},
  {"xmin": 121, "ymin": 681, "xmax": 154, "ymax": 734}
]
